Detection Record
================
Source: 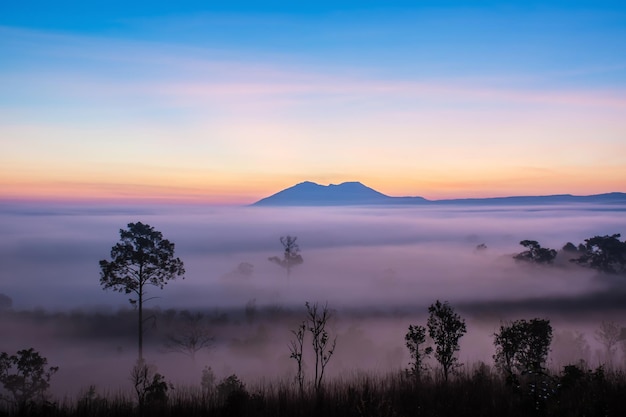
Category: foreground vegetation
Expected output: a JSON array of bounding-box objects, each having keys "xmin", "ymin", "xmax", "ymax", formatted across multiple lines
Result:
[
  {"xmin": 2, "ymin": 224, "xmax": 625, "ymax": 416},
  {"xmin": 2, "ymin": 364, "xmax": 626, "ymax": 417},
  {"xmin": 2, "ymin": 301, "xmax": 626, "ymax": 417}
]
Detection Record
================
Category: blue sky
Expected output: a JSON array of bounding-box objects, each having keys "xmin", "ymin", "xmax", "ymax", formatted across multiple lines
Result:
[
  {"xmin": 4, "ymin": 1, "xmax": 623, "ymax": 79},
  {"xmin": 1, "ymin": 1, "xmax": 625, "ymax": 202}
]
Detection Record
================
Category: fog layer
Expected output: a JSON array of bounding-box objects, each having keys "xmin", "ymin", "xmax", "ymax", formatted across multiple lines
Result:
[
  {"xmin": 1, "ymin": 203, "xmax": 625, "ymax": 311},
  {"xmin": 1, "ymin": 202, "xmax": 626, "ymax": 397}
]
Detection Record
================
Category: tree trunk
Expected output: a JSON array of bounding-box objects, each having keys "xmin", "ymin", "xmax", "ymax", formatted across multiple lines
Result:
[{"xmin": 138, "ymin": 280, "xmax": 143, "ymax": 361}]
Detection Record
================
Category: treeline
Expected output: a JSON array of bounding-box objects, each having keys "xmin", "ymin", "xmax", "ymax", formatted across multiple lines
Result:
[{"xmin": 511, "ymin": 233, "xmax": 626, "ymax": 273}]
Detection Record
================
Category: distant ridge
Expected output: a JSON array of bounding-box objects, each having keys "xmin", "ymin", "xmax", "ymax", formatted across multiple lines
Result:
[
  {"xmin": 252, "ymin": 181, "xmax": 427, "ymax": 206},
  {"xmin": 251, "ymin": 182, "xmax": 626, "ymax": 207}
]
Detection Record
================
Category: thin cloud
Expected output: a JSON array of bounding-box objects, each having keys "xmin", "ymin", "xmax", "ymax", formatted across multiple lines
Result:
[{"xmin": 3, "ymin": 26, "xmax": 625, "ymax": 111}]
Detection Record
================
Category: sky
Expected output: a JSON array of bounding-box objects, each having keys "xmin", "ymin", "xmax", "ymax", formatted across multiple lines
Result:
[{"xmin": 1, "ymin": 0, "xmax": 625, "ymax": 204}]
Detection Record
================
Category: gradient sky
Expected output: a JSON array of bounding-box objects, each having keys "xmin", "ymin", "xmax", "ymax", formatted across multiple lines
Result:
[{"xmin": 1, "ymin": 0, "xmax": 625, "ymax": 204}]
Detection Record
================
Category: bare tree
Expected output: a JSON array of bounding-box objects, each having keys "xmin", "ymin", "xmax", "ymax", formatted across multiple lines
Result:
[
  {"xmin": 287, "ymin": 302, "xmax": 337, "ymax": 393},
  {"xmin": 268, "ymin": 235, "xmax": 303, "ymax": 277},
  {"xmin": 595, "ymin": 320, "xmax": 621, "ymax": 367},
  {"xmin": 100, "ymin": 222, "xmax": 185, "ymax": 360},
  {"xmin": 288, "ymin": 320, "xmax": 306, "ymax": 393},
  {"xmin": 552, "ymin": 330, "xmax": 590, "ymax": 366},
  {"xmin": 306, "ymin": 302, "xmax": 336, "ymax": 392},
  {"xmin": 164, "ymin": 310, "xmax": 214, "ymax": 363}
]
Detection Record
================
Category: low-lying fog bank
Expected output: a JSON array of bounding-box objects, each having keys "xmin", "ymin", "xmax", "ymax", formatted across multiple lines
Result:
[
  {"xmin": 1, "ymin": 203, "xmax": 624, "ymax": 310},
  {"xmin": 2, "ymin": 303, "xmax": 626, "ymax": 399},
  {"xmin": 1, "ymin": 203, "xmax": 625, "ymax": 398}
]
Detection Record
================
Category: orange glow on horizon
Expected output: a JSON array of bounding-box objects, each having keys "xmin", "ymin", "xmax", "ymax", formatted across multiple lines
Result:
[{"xmin": 2, "ymin": 169, "xmax": 624, "ymax": 206}]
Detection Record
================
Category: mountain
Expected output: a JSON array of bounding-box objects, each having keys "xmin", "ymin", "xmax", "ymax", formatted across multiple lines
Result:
[
  {"xmin": 433, "ymin": 192, "xmax": 626, "ymax": 205},
  {"xmin": 251, "ymin": 182, "xmax": 626, "ymax": 207},
  {"xmin": 252, "ymin": 181, "xmax": 428, "ymax": 206}
]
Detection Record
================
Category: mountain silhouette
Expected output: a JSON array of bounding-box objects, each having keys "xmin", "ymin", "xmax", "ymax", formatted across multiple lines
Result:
[
  {"xmin": 252, "ymin": 182, "xmax": 626, "ymax": 207},
  {"xmin": 252, "ymin": 181, "xmax": 427, "ymax": 206}
]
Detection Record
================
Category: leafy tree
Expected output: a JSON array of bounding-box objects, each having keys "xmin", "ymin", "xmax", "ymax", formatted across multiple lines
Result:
[
  {"xmin": 268, "ymin": 235, "xmax": 303, "ymax": 277},
  {"xmin": 216, "ymin": 374, "xmax": 247, "ymax": 400},
  {"xmin": 493, "ymin": 319, "xmax": 552, "ymax": 382},
  {"xmin": 573, "ymin": 234, "xmax": 626, "ymax": 274},
  {"xmin": 559, "ymin": 242, "xmax": 580, "ymax": 261},
  {"xmin": 100, "ymin": 222, "xmax": 185, "ymax": 360},
  {"xmin": 562, "ymin": 242, "xmax": 578, "ymax": 253},
  {"xmin": 405, "ymin": 324, "xmax": 432, "ymax": 380},
  {"xmin": 427, "ymin": 300, "xmax": 467, "ymax": 382},
  {"xmin": 216, "ymin": 374, "xmax": 250, "ymax": 416},
  {"xmin": 514, "ymin": 240, "xmax": 557, "ymax": 264},
  {"xmin": 216, "ymin": 373, "xmax": 249, "ymax": 414},
  {"xmin": 130, "ymin": 359, "xmax": 170, "ymax": 414},
  {"xmin": 0, "ymin": 348, "xmax": 58, "ymax": 411}
]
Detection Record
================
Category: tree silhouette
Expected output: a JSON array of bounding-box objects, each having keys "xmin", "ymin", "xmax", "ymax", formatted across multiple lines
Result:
[
  {"xmin": 562, "ymin": 242, "xmax": 578, "ymax": 253},
  {"xmin": 130, "ymin": 359, "xmax": 170, "ymax": 414},
  {"xmin": 268, "ymin": 235, "xmax": 303, "ymax": 277},
  {"xmin": 0, "ymin": 348, "xmax": 58, "ymax": 412},
  {"xmin": 405, "ymin": 324, "xmax": 432, "ymax": 380},
  {"xmin": 288, "ymin": 320, "xmax": 306, "ymax": 393},
  {"xmin": 594, "ymin": 320, "xmax": 621, "ymax": 367},
  {"xmin": 288, "ymin": 302, "xmax": 336, "ymax": 393},
  {"xmin": 100, "ymin": 222, "xmax": 185, "ymax": 360},
  {"xmin": 514, "ymin": 240, "xmax": 557, "ymax": 264},
  {"xmin": 573, "ymin": 234, "xmax": 626, "ymax": 274},
  {"xmin": 493, "ymin": 318, "xmax": 552, "ymax": 383},
  {"xmin": 427, "ymin": 300, "xmax": 466, "ymax": 382},
  {"xmin": 306, "ymin": 302, "xmax": 336, "ymax": 392},
  {"xmin": 164, "ymin": 311, "xmax": 214, "ymax": 364}
]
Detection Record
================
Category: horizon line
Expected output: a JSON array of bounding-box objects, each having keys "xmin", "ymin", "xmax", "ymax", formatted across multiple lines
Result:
[{"xmin": 2, "ymin": 185, "xmax": 625, "ymax": 207}]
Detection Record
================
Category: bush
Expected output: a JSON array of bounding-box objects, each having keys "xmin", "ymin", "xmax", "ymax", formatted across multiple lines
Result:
[{"xmin": 0, "ymin": 348, "xmax": 58, "ymax": 412}]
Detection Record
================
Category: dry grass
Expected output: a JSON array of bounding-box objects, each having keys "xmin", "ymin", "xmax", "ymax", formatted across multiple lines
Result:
[{"xmin": 3, "ymin": 365, "xmax": 626, "ymax": 417}]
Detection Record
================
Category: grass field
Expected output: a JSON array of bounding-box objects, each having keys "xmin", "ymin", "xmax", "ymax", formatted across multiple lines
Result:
[{"xmin": 3, "ymin": 358, "xmax": 626, "ymax": 416}]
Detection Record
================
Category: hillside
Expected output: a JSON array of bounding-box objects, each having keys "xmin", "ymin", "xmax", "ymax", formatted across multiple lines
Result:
[{"xmin": 252, "ymin": 182, "xmax": 626, "ymax": 206}]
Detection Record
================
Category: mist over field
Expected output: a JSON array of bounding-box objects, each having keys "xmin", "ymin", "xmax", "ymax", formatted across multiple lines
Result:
[
  {"xmin": 1, "ymin": 202, "xmax": 626, "ymax": 397},
  {"xmin": 1, "ymin": 203, "xmax": 624, "ymax": 309}
]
